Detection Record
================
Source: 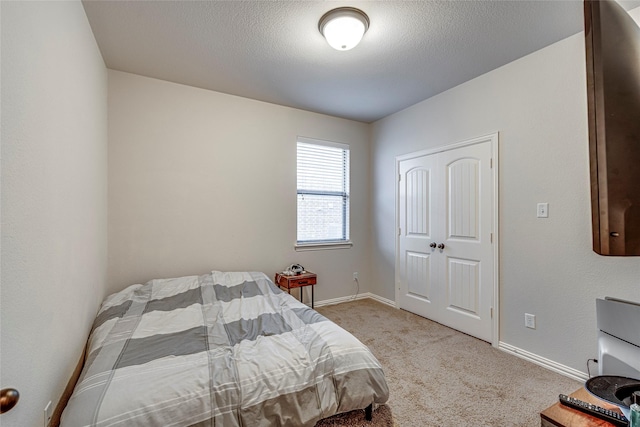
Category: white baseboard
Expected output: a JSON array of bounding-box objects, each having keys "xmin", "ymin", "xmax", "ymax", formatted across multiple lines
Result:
[
  {"xmin": 499, "ymin": 342, "xmax": 588, "ymax": 382},
  {"xmin": 365, "ymin": 293, "xmax": 397, "ymax": 308},
  {"xmin": 313, "ymin": 292, "xmax": 397, "ymax": 308},
  {"xmin": 313, "ymin": 293, "xmax": 370, "ymax": 308}
]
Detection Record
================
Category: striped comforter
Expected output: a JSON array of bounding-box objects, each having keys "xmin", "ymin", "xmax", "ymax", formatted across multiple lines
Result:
[{"xmin": 61, "ymin": 271, "xmax": 389, "ymax": 426}]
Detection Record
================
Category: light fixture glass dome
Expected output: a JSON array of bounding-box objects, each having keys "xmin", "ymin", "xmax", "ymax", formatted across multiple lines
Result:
[{"xmin": 319, "ymin": 7, "xmax": 369, "ymax": 51}]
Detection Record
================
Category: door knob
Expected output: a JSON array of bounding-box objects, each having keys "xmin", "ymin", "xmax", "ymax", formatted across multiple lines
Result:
[
  {"xmin": 429, "ymin": 242, "xmax": 437, "ymax": 248},
  {"xmin": 437, "ymin": 243, "xmax": 445, "ymax": 249}
]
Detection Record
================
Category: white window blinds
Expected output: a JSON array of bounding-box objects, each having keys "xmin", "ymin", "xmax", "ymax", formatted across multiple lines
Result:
[{"xmin": 297, "ymin": 138, "xmax": 350, "ymax": 244}]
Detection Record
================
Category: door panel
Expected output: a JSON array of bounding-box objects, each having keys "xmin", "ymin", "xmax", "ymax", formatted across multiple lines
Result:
[
  {"xmin": 446, "ymin": 257, "xmax": 480, "ymax": 317},
  {"xmin": 406, "ymin": 251, "xmax": 431, "ymax": 300},
  {"xmin": 406, "ymin": 168, "xmax": 431, "ymax": 236},
  {"xmin": 448, "ymin": 159, "xmax": 479, "ymax": 240},
  {"xmin": 397, "ymin": 138, "xmax": 494, "ymax": 342}
]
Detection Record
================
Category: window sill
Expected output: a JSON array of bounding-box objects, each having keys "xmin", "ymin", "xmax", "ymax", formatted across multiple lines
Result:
[{"xmin": 295, "ymin": 241, "xmax": 353, "ymax": 252}]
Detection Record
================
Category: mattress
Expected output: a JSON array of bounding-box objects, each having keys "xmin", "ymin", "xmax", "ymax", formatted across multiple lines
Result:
[{"xmin": 61, "ymin": 271, "xmax": 388, "ymax": 426}]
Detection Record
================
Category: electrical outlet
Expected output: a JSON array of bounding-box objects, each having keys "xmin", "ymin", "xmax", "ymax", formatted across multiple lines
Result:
[
  {"xmin": 537, "ymin": 203, "xmax": 549, "ymax": 218},
  {"xmin": 44, "ymin": 401, "xmax": 52, "ymax": 427},
  {"xmin": 525, "ymin": 313, "xmax": 536, "ymax": 329},
  {"xmin": 353, "ymin": 272, "xmax": 358, "ymax": 281}
]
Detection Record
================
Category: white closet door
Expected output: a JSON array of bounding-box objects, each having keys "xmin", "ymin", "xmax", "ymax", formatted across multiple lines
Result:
[
  {"xmin": 397, "ymin": 138, "xmax": 495, "ymax": 343},
  {"xmin": 397, "ymin": 154, "xmax": 440, "ymax": 320},
  {"xmin": 438, "ymin": 141, "xmax": 493, "ymax": 341}
]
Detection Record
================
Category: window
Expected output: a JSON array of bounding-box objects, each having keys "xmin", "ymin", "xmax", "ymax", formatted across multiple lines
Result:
[{"xmin": 297, "ymin": 137, "xmax": 350, "ymax": 247}]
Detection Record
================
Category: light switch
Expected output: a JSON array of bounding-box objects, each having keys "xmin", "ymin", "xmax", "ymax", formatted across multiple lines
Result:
[{"xmin": 537, "ymin": 203, "xmax": 549, "ymax": 218}]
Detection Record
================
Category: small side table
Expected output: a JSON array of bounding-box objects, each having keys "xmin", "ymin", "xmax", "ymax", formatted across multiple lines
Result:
[
  {"xmin": 274, "ymin": 272, "xmax": 317, "ymax": 308},
  {"xmin": 540, "ymin": 387, "xmax": 625, "ymax": 427}
]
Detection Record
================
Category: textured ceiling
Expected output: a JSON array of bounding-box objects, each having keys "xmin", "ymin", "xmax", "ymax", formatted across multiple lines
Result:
[{"xmin": 82, "ymin": 0, "xmax": 640, "ymax": 123}]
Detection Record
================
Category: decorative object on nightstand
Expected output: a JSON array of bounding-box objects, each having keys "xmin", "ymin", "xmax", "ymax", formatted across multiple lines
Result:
[{"xmin": 274, "ymin": 271, "xmax": 317, "ymax": 308}]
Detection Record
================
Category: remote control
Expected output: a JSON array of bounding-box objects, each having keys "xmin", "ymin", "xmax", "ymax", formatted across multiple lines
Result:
[{"xmin": 559, "ymin": 394, "xmax": 629, "ymax": 426}]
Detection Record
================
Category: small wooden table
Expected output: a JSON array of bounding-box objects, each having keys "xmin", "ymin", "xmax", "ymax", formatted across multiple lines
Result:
[
  {"xmin": 540, "ymin": 387, "xmax": 625, "ymax": 427},
  {"xmin": 274, "ymin": 272, "xmax": 317, "ymax": 308}
]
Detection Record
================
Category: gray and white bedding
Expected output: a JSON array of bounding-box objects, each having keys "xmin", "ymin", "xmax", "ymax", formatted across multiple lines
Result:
[{"xmin": 61, "ymin": 271, "xmax": 388, "ymax": 426}]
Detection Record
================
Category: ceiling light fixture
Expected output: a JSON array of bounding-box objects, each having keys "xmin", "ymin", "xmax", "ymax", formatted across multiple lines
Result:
[{"xmin": 318, "ymin": 7, "xmax": 370, "ymax": 51}]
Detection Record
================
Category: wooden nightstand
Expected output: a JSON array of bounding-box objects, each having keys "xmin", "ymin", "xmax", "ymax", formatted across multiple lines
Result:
[
  {"xmin": 274, "ymin": 272, "xmax": 317, "ymax": 308},
  {"xmin": 540, "ymin": 387, "xmax": 625, "ymax": 427}
]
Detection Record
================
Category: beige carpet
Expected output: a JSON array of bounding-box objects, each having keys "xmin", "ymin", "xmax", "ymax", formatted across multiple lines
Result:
[{"xmin": 314, "ymin": 299, "xmax": 581, "ymax": 426}]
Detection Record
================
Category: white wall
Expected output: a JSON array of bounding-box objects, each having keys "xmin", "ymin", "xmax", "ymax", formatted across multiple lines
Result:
[
  {"xmin": 371, "ymin": 23, "xmax": 640, "ymax": 372},
  {"xmin": 0, "ymin": 2, "xmax": 108, "ymax": 426},
  {"xmin": 108, "ymin": 70, "xmax": 370, "ymax": 302}
]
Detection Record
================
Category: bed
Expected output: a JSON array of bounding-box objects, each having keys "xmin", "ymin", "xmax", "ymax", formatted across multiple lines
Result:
[{"xmin": 61, "ymin": 271, "xmax": 389, "ymax": 426}]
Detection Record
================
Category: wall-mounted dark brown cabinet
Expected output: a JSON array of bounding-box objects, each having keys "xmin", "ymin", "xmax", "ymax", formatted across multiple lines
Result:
[{"xmin": 584, "ymin": 0, "xmax": 640, "ymax": 256}]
